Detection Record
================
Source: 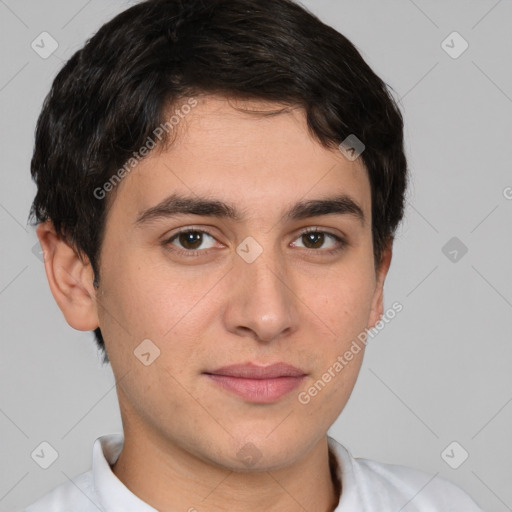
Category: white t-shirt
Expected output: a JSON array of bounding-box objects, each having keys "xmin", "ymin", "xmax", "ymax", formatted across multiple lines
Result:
[{"xmin": 20, "ymin": 433, "xmax": 484, "ymax": 511}]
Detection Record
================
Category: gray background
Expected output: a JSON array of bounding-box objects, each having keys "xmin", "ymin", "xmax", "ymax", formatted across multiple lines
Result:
[{"xmin": 1, "ymin": 0, "xmax": 511, "ymax": 510}]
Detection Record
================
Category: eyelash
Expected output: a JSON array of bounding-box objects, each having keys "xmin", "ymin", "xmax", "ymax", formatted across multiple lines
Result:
[{"xmin": 162, "ymin": 226, "xmax": 346, "ymax": 258}]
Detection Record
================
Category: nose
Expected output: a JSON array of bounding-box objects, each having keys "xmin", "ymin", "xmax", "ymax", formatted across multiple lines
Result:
[{"xmin": 222, "ymin": 244, "xmax": 300, "ymax": 343}]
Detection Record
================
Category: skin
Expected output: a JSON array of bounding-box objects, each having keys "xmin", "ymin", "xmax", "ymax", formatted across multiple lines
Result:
[{"xmin": 38, "ymin": 95, "xmax": 392, "ymax": 512}]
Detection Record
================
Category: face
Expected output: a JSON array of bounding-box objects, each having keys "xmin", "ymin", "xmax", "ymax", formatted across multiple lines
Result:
[{"xmin": 88, "ymin": 95, "xmax": 389, "ymax": 470}]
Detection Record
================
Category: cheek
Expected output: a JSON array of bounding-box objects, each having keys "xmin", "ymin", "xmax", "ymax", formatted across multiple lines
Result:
[
  {"xmin": 295, "ymin": 269, "xmax": 373, "ymax": 423},
  {"xmin": 97, "ymin": 250, "xmax": 224, "ymax": 367},
  {"xmin": 305, "ymin": 261, "xmax": 376, "ymax": 340},
  {"xmin": 100, "ymin": 249, "xmax": 196, "ymax": 329}
]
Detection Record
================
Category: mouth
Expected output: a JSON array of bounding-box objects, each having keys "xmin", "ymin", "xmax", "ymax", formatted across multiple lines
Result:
[{"xmin": 203, "ymin": 362, "xmax": 307, "ymax": 403}]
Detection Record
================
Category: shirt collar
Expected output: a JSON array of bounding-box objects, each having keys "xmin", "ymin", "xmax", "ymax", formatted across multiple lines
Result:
[
  {"xmin": 93, "ymin": 433, "xmax": 157, "ymax": 511},
  {"xmin": 327, "ymin": 436, "xmax": 362, "ymax": 509}
]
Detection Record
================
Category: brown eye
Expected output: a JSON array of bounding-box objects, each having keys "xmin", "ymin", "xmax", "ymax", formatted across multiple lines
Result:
[
  {"xmin": 292, "ymin": 229, "xmax": 344, "ymax": 252},
  {"xmin": 176, "ymin": 231, "xmax": 203, "ymax": 250},
  {"xmin": 302, "ymin": 231, "xmax": 326, "ymax": 249},
  {"xmin": 166, "ymin": 230, "xmax": 217, "ymax": 253}
]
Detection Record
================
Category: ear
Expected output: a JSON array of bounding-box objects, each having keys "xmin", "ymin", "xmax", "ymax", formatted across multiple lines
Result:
[
  {"xmin": 367, "ymin": 240, "xmax": 393, "ymax": 329},
  {"xmin": 36, "ymin": 221, "xmax": 99, "ymax": 331}
]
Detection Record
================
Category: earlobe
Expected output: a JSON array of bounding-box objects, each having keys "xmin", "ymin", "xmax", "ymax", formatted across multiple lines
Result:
[
  {"xmin": 36, "ymin": 221, "xmax": 99, "ymax": 331},
  {"xmin": 368, "ymin": 241, "xmax": 393, "ymax": 329}
]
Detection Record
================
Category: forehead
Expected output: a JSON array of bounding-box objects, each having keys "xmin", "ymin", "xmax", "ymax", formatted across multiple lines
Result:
[{"xmin": 108, "ymin": 95, "xmax": 371, "ymax": 224}]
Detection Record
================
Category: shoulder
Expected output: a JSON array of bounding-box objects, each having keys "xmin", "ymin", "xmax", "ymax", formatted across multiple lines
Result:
[
  {"xmin": 20, "ymin": 471, "xmax": 96, "ymax": 512},
  {"xmin": 328, "ymin": 437, "xmax": 484, "ymax": 511}
]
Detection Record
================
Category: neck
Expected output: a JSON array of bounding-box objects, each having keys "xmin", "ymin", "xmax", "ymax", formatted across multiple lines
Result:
[{"xmin": 111, "ymin": 427, "xmax": 340, "ymax": 512}]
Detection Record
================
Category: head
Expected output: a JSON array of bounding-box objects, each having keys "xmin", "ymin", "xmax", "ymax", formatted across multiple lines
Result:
[{"xmin": 31, "ymin": 0, "xmax": 407, "ymax": 471}]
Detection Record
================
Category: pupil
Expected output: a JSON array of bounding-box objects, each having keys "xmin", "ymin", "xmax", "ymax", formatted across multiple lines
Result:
[
  {"xmin": 305, "ymin": 232, "xmax": 323, "ymax": 249},
  {"xmin": 180, "ymin": 231, "xmax": 202, "ymax": 249}
]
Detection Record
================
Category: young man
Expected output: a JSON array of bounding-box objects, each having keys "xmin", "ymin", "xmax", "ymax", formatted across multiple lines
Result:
[{"xmin": 24, "ymin": 0, "xmax": 484, "ymax": 510}]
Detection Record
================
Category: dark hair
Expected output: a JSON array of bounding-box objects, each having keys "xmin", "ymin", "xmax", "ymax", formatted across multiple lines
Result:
[{"xmin": 29, "ymin": 0, "xmax": 408, "ymax": 363}]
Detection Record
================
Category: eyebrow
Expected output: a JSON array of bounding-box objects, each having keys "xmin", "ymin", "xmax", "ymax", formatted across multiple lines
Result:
[{"xmin": 135, "ymin": 193, "xmax": 365, "ymax": 226}]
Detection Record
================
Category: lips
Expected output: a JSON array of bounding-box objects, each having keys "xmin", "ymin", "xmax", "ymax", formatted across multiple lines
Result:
[
  {"xmin": 204, "ymin": 363, "xmax": 307, "ymax": 403},
  {"xmin": 206, "ymin": 362, "xmax": 306, "ymax": 379}
]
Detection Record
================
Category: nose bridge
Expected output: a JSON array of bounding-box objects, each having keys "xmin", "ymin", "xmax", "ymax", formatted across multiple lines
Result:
[{"xmin": 227, "ymin": 235, "xmax": 299, "ymax": 342}]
